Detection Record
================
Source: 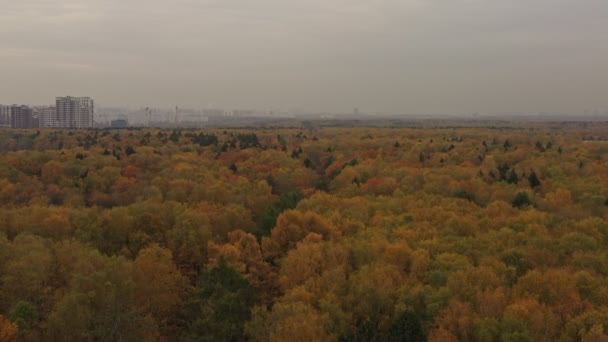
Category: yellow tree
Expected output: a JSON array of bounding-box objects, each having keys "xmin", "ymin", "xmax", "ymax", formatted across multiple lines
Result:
[
  {"xmin": 207, "ymin": 230, "xmax": 279, "ymax": 305},
  {"xmin": 260, "ymin": 301, "xmax": 334, "ymax": 342},
  {"xmin": 166, "ymin": 208, "xmax": 212, "ymax": 276},
  {"xmin": 432, "ymin": 301, "xmax": 476, "ymax": 342},
  {"xmin": 262, "ymin": 210, "xmax": 338, "ymax": 259},
  {"xmin": 0, "ymin": 234, "xmax": 53, "ymax": 313},
  {"xmin": 132, "ymin": 244, "xmax": 191, "ymax": 333}
]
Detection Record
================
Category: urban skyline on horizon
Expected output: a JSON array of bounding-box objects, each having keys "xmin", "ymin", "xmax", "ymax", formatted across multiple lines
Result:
[
  {"xmin": 3, "ymin": 96, "xmax": 608, "ymax": 119},
  {"xmin": 1, "ymin": 96, "xmax": 94, "ymax": 129}
]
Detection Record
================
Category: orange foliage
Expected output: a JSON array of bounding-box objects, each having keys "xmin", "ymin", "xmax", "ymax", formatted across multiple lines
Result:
[{"xmin": 0, "ymin": 315, "xmax": 18, "ymax": 342}]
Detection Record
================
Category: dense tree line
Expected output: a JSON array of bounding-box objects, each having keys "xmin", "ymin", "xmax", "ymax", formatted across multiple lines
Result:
[{"xmin": 0, "ymin": 125, "xmax": 607, "ymax": 341}]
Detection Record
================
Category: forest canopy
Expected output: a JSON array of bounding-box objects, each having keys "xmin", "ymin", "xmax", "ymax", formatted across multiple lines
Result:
[{"xmin": 0, "ymin": 125, "xmax": 607, "ymax": 341}]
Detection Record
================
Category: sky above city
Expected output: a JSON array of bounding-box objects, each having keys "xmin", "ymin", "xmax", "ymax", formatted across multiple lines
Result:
[{"xmin": 1, "ymin": 0, "xmax": 607, "ymax": 115}]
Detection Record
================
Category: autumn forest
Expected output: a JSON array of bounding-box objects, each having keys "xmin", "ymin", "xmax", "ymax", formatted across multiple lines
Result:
[{"xmin": 0, "ymin": 124, "xmax": 607, "ymax": 341}]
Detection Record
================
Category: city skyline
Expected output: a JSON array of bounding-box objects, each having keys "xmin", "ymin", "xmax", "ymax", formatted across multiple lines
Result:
[
  {"xmin": 3, "ymin": 95, "xmax": 608, "ymax": 128},
  {"xmin": 0, "ymin": 95, "xmax": 94, "ymax": 129}
]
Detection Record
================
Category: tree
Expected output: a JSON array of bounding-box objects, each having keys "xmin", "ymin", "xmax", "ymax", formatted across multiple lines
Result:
[
  {"xmin": 528, "ymin": 171, "xmax": 541, "ymax": 189},
  {"xmin": 544, "ymin": 189, "xmax": 573, "ymax": 210},
  {"xmin": 0, "ymin": 234, "xmax": 53, "ymax": 312},
  {"xmin": 8, "ymin": 301, "xmax": 38, "ymax": 336},
  {"xmin": 428, "ymin": 328, "xmax": 458, "ymax": 342},
  {"xmin": 278, "ymin": 237, "xmax": 325, "ymax": 290},
  {"xmin": 262, "ymin": 210, "xmax": 337, "ymax": 259},
  {"xmin": 167, "ymin": 208, "xmax": 212, "ymax": 275},
  {"xmin": 433, "ymin": 301, "xmax": 475, "ymax": 342},
  {"xmin": 0, "ymin": 315, "xmax": 18, "ymax": 342},
  {"xmin": 419, "ymin": 152, "xmax": 425, "ymax": 163},
  {"xmin": 387, "ymin": 311, "xmax": 425, "ymax": 342},
  {"xmin": 498, "ymin": 315, "xmax": 532, "ymax": 342},
  {"xmin": 512, "ymin": 192, "xmax": 532, "ymax": 208},
  {"xmin": 497, "ymin": 163, "xmax": 510, "ymax": 182},
  {"xmin": 507, "ymin": 169, "xmax": 519, "ymax": 184},
  {"xmin": 41, "ymin": 160, "xmax": 63, "ymax": 184},
  {"xmin": 229, "ymin": 162, "xmax": 238, "ymax": 173},
  {"xmin": 125, "ymin": 146, "xmax": 136, "ymax": 156},
  {"xmin": 255, "ymin": 192, "xmax": 303, "ymax": 239},
  {"xmin": 183, "ymin": 259, "xmax": 258, "ymax": 342},
  {"xmin": 473, "ymin": 318, "xmax": 500, "ymax": 341},
  {"xmin": 132, "ymin": 244, "xmax": 190, "ymax": 334},
  {"xmin": 264, "ymin": 302, "xmax": 334, "ymax": 342},
  {"xmin": 46, "ymin": 257, "xmax": 157, "ymax": 342},
  {"xmin": 535, "ymin": 141, "xmax": 545, "ymax": 152},
  {"xmin": 169, "ymin": 130, "xmax": 181, "ymax": 143}
]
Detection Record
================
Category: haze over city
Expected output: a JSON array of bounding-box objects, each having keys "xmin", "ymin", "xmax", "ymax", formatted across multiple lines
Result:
[{"xmin": 1, "ymin": 0, "xmax": 607, "ymax": 115}]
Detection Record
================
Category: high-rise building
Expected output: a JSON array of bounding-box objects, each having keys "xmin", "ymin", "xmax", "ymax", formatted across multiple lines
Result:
[
  {"xmin": 0, "ymin": 105, "xmax": 11, "ymax": 128},
  {"xmin": 10, "ymin": 105, "xmax": 33, "ymax": 129},
  {"xmin": 56, "ymin": 96, "xmax": 94, "ymax": 128},
  {"xmin": 34, "ymin": 106, "xmax": 58, "ymax": 128}
]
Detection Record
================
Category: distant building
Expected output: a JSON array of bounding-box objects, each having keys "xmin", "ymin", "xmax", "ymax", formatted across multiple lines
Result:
[
  {"xmin": 34, "ymin": 106, "xmax": 58, "ymax": 128},
  {"xmin": 0, "ymin": 105, "xmax": 10, "ymax": 128},
  {"xmin": 56, "ymin": 96, "xmax": 94, "ymax": 128},
  {"xmin": 10, "ymin": 105, "xmax": 33, "ymax": 128},
  {"xmin": 31, "ymin": 116, "xmax": 40, "ymax": 129}
]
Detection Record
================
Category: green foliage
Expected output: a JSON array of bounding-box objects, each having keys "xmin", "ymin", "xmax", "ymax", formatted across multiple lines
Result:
[
  {"xmin": 315, "ymin": 179, "xmax": 330, "ymax": 192},
  {"xmin": 170, "ymin": 130, "xmax": 181, "ymax": 143},
  {"xmin": 190, "ymin": 133, "xmax": 218, "ymax": 146},
  {"xmin": 236, "ymin": 133, "xmax": 260, "ymax": 149},
  {"xmin": 183, "ymin": 260, "xmax": 258, "ymax": 342},
  {"xmin": 46, "ymin": 257, "xmax": 155, "ymax": 342},
  {"xmin": 255, "ymin": 192, "xmax": 303, "ymax": 239},
  {"xmin": 125, "ymin": 146, "xmax": 136, "ymax": 156},
  {"xmin": 387, "ymin": 311, "xmax": 425, "ymax": 342},
  {"xmin": 499, "ymin": 316, "xmax": 531, "ymax": 342},
  {"xmin": 501, "ymin": 251, "xmax": 529, "ymax": 277},
  {"xmin": 512, "ymin": 192, "xmax": 532, "ymax": 208},
  {"xmin": 304, "ymin": 157, "xmax": 314, "ymax": 169},
  {"xmin": 453, "ymin": 189, "xmax": 475, "ymax": 202},
  {"xmin": 497, "ymin": 163, "xmax": 510, "ymax": 182},
  {"xmin": 474, "ymin": 318, "xmax": 500, "ymax": 342},
  {"xmin": 528, "ymin": 170, "xmax": 541, "ymax": 188},
  {"xmin": 507, "ymin": 169, "xmax": 519, "ymax": 184},
  {"xmin": 8, "ymin": 300, "xmax": 38, "ymax": 333}
]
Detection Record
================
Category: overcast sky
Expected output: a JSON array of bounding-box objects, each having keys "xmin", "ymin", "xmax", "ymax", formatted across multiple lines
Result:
[{"xmin": 1, "ymin": 0, "xmax": 607, "ymax": 114}]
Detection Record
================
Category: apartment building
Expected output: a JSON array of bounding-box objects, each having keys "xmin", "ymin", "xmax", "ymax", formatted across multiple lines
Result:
[
  {"xmin": 56, "ymin": 96, "xmax": 94, "ymax": 128},
  {"xmin": 0, "ymin": 105, "xmax": 10, "ymax": 128},
  {"xmin": 34, "ymin": 106, "xmax": 59, "ymax": 128},
  {"xmin": 10, "ymin": 105, "xmax": 33, "ymax": 128}
]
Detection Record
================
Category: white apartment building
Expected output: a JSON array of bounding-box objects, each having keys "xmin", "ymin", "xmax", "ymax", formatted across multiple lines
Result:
[
  {"xmin": 34, "ymin": 106, "xmax": 59, "ymax": 128},
  {"xmin": 0, "ymin": 105, "xmax": 10, "ymax": 128},
  {"xmin": 56, "ymin": 96, "xmax": 94, "ymax": 128}
]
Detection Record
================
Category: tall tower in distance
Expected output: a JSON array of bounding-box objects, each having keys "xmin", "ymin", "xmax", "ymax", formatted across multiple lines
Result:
[{"xmin": 56, "ymin": 96, "xmax": 94, "ymax": 128}]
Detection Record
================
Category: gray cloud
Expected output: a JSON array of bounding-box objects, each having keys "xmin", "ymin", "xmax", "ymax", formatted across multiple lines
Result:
[{"xmin": 1, "ymin": 0, "xmax": 607, "ymax": 114}]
